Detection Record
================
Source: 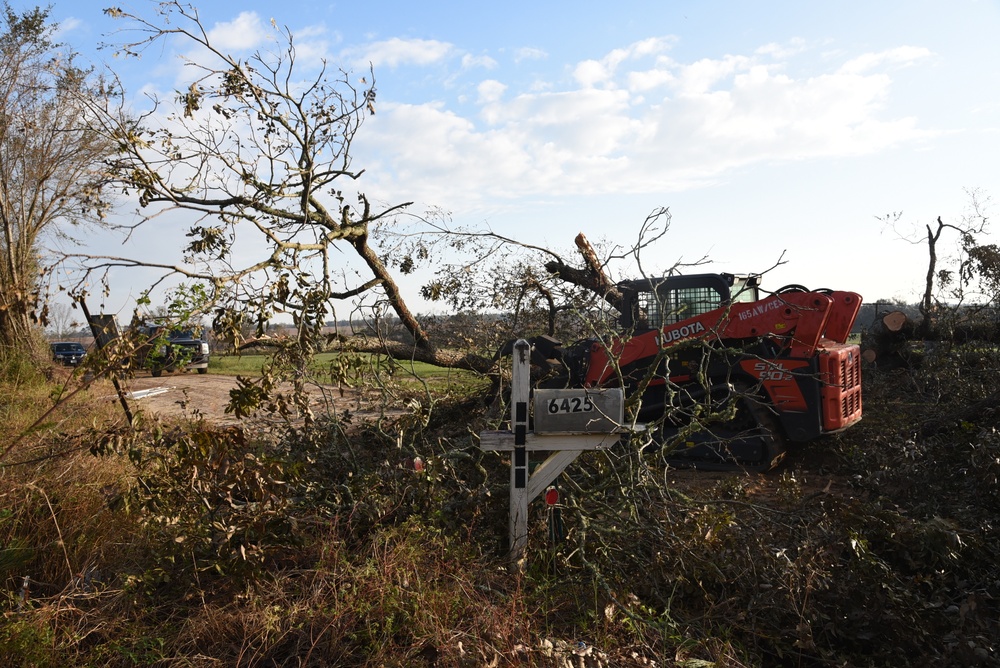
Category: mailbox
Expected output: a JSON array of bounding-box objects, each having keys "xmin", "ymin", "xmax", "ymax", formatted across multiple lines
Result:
[{"xmin": 533, "ymin": 388, "xmax": 624, "ymax": 434}]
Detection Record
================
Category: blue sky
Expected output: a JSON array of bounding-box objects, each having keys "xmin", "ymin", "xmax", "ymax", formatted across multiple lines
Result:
[{"xmin": 39, "ymin": 0, "xmax": 1000, "ymax": 316}]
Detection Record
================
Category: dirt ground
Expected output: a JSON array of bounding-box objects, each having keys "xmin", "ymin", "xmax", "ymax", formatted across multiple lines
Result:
[
  {"xmin": 120, "ymin": 371, "xmax": 377, "ymax": 425},
  {"xmin": 122, "ymin": 372, "xmax": 238, "ymax": 423}
]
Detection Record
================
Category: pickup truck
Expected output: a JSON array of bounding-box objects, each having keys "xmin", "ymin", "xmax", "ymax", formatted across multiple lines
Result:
[{"xmin": 135, "ymin": 325, "xmax": 210, "ymax": 377}]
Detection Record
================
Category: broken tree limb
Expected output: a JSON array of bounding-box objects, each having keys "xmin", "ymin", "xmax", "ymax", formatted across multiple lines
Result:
[
  {"xmin": 920, "ymin": 391, "xmax": 1000, "ymax": 438},
  {"xmin": 543, "ymin": 233, "xmax": 625, "ymax": 312}
]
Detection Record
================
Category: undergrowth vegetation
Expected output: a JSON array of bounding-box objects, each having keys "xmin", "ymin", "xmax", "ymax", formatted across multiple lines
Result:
[{"xmin": 1, "ymin": 342, "xmax": 999, "ymax": 667}]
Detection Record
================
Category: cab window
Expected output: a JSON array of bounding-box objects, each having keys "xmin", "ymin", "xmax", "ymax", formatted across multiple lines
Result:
[{"xmin": 637, "ymin": 285, "xmax": 726, "ymax": 328}]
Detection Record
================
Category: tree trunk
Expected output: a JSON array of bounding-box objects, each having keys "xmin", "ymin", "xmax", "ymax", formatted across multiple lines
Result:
[
  {"xmin": 243, "ymin": 335, "xmax": 499, "ymax": 375},
  {"xmin": 918, "ymin": 217, "xmax": 943, "ymax": 338},
  {"xmin": 350, "ymin": 233, "xmax": 434, "ymax": 352},
  {"xmin": 0, "ymin": 290, "xmax": 40, "ymax": 362}
]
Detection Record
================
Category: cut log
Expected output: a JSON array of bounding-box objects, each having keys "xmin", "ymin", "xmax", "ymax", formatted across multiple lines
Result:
[
  {"xmin": 861, "ymin": 310, "xmax": 919, "ymax": 370},
  {"xmin": 882, "ymin": 310, "xmax": 908, "ymax": 332}
]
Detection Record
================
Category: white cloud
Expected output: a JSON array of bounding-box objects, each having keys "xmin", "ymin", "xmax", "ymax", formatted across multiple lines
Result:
[
  {"xmin": 838, "ymin": 46, "xmax": 933, "ymax": 75},
  {"xmin": 462, "ymin": 53, "xmax": 498, "ymax": 70},
  {"xmin": 54, "ymin": 16, "xmax": 84, "ymax": 38},
  {"xmin": 674, "ymin": 54, "xmax": 752, "ymax": 94},
  {"xmin": 477, "ymin": 80, "xmax": 507, "ymax": 106},
  {"xmin": 572, "ymin": 37, "xmax": 675, "ymax": 88},
  {"xmin": 157, "ymin": 12, "xmax": 277, "ymax": 91},
  {"xmin": 627, "ymin": 67, "xmax": 675, "ymax": 92},
  {"xmin": 755, "ymin": 38, "xmax": 807, "ymax": 59},
  {"xmin": 347, "ymin": 37, "xmax": 453, "ymax": 69},
  {"xmin": 514, "ymin": 47, "xmax": 548, "ymax": 63},
  {"xmin": 620, "ymin": 57, "xmax": 934, "ymax": 190},
  {"xmin": 357, "ymin": 102, "xmax": 530, "ymax": 205},
  {"xmin": 207, "ymin": 11, "xmax": 269, "ymax": 51},
  {"xmin": 356, "ymin": 39, "xmax": 937, "ymax": 209},
  {"xmin": 573, "ymin": 59, "xmax": 609, "ymax": 88},
  {"xmin": 287, "ymin": 25, "xmax": 334, "ymax": 69}
]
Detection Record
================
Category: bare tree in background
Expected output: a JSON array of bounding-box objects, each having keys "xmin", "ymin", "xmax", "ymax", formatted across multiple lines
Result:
[
  {"xmin": 0, "ymin": 3, "xmax": 116, "ymax": 359},
  {"xmin": 44, "ymin": 302, "xmax": 81, "ymax": 338},
  {"xmin": 882, "ymin": 188, "xmax": 996, "ymax": 337}
]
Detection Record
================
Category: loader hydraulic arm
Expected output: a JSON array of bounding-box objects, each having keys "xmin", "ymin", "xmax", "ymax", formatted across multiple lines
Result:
[{"xmin": 721, "ymin": 290, "xmax": 861, "ymax": 356}]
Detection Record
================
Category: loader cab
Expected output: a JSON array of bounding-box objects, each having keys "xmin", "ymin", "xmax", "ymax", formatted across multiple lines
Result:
[{"xmin": 618, "ymin": 273, "xmax": 760, "ymax": 331}]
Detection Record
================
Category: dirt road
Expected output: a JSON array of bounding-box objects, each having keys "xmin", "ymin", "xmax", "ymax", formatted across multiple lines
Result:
[
  {"xmin": 121, "ymin": 373, "xmax": 241, "ymax": 423},
  {"xmin": 120, "ymin": 372, "xmax": 375, "ymax": 424}
]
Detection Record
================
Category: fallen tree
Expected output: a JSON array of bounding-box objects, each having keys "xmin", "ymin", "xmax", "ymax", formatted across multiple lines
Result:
[{"xmin": 65, "ymin": 3, "xmax": 671, "ymax": 396}]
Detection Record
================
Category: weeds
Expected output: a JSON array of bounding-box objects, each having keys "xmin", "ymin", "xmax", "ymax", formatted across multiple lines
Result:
[{"xmin": 2, "ymin": 345, "xmax": 1000, "ymax": 666}]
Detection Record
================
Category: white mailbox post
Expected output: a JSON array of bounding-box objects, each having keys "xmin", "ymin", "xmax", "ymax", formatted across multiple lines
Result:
[{"xmin": 479, "ymin": 339, "xmax": 624, "ymax": 566}]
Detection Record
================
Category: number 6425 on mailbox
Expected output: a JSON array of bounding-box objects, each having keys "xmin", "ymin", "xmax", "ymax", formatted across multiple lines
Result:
[{"xmin": 532, "ymin": 388, "xmax": 624, "ymax": 434}]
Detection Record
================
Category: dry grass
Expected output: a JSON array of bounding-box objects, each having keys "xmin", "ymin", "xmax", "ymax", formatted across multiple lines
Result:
[{"xmin": 1, "ymin": 360, "xmax": 151, "ymax": 667}]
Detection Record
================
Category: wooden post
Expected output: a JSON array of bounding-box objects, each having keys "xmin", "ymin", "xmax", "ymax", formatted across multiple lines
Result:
[
  {"xmin": 481, "ymin": 339, "xmax": 623, "ymax": 568},
  {"xmin": 510, "ymin": 339, "xmax": 531, "ymax": 564}
]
